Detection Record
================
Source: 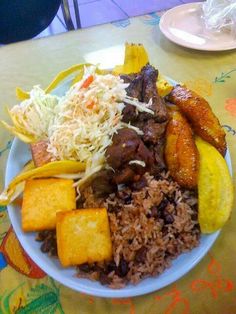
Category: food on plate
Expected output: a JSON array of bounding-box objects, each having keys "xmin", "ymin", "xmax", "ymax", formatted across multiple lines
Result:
[
  {"xmin": 165, "ymin": 108, "xmax": 199, "ymax": 189},
  {"xmin": 0, "ymin": 160, "xmax": 85, "ymax": 205},
  {"xmin": 113, "ymin": 42, "xmax": 149, "ymax": 75},
  {"xmin": 0, "ymin": 43, "xmax": 233, "ymax": 288},
  {"xmin": 22, "ymin": 178, "xmax": 76, "ymax": 231},
  {"xmin": 141, "ymin": 64, "xmax": 168, "ymax": 123},
  {"xmin": 120, "ymin": 64, "xmax": 169, "ymax": 177},
  {"xmin": 78, "ymin": 173, "xmax": 199, "ymax": 286},
  {"xmin": 119, "ymin": 63, "xmax": 168, "ymax": 125},
  {"xmin": 56, "ymin": 208, "xmax": 112, "ymax": 267},
  {"xmin": 105, "ymin": 128, "xmax": 154, "ymax": 184},
  {"xmin": 196, "ymin": 137, "xmax": 234, "ymax": 233},
  {"xmin": 157, "ymin": 74, "xmax": 174, "ymax": 97},
  {"xmin": 113, "ymin": 42, "xmax": 173, "ymax": 97},
  {"xmin": 30, "ymin": 140, "xmax": 52, "ymax": 167},
  {"xmin": 168, "ymin": 85, "xmax": 226, "ymax": 156}
]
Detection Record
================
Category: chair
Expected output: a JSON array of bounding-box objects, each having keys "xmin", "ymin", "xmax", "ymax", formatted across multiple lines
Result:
[
  {"xmin": 0, "ymin": 0, "xmax": 61, "ymax": 44},
  {"xmin": 61, "ymin": 0, "xmax": 81, "ymax": 30}
]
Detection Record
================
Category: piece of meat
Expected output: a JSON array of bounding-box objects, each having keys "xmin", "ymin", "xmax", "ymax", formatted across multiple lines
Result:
[
  {"xmin": 133, "ymin": 119, "xmax": 167, "ymax": 173},
  {"xmin": 121, "ymin": 66, "xmax": 169, "ymax": 124},
  {"xmin": 137, "ymin": 119, "xmax": 168, "ymax": 173},
  {"xmin": 149, "ymin": 142, "xmax": 166, "ymax": 173},
  {"xmin": 120, "ymin": 73, "xmax": 137, "ymax": 84},
  {"xmin": 113, "ymin": 167, "xmax": 138, "ymax": 185},
  {"xmin": 136, "ymin": 119, "xmax": 167, "ymax": 144},
  {"xmin": 131, "ymin": 176, "xmax": 147, "ymax": 190},
  {"xmin": 125, "ymin": 73, "xmax": 143, "ymax": 99},
  {"xmin": 120, "ymin": 66, "xmax": 169, "ymax": 175},
  {"xmin": 143, "ymin": 120, "xmax": 167, "ymax": 172},
  {"xmin": 140, "ymin": 64, "xmax": 168, "ymax": 123},
  {"xmin": 122, "ymin": 105, "xmax": 137, "ymax": 124},
  {"xmin": 122, "ymin": 73, "xmax": 143, "ymax": 123},
  {"xmin": 105, "ymin": 128, "xmax": 154, "ymax": 184},
  {"xmin": 91, "ymin": 169, "xmax": 117, "ymax": 197},
  {"xmin": 30, "ymin": 140, "xmax": 52, "ymax": 167},
  {"xmin": 169, "ymin": 85, "xmax": 226, "ymax": 156},
  {"xmin": 164, "ymin": 108, "xmax": 199, "ymax": 189}
]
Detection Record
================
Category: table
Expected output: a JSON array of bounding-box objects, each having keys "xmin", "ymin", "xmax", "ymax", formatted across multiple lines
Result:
[{"xmin": 0, "ymin": 12, "xmax": 236, "ymax": 314}]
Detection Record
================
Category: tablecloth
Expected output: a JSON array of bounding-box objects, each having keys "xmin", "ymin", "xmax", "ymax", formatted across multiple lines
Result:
[{"xmin": 0, "ymin": 11, "xmax": 236, "ymax": 314}]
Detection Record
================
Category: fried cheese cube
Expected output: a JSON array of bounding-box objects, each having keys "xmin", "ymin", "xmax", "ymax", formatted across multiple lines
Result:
[
  {"xmin": 22, "ymin": 179, "xmax": 76, "ymax": 232},
  {"xmin": 30, "ymin": 141, "xmax": 52, "ymax": 167},
  {"xmin": 56, "ymin": 208, "xmax": 112, "ymax": 267}
]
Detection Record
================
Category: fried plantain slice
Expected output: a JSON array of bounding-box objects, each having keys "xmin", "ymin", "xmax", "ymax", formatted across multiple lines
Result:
[
  {"xmin": 165, "ymin": 108, "xmax": 199, "ymax": 189},
  {"xmin": 196, "ymin": 137, "xmax": 233, "ymax": 233},
  {"xmin": 169, "ymin": 85, "xmax": 226, "ymax": 156}
]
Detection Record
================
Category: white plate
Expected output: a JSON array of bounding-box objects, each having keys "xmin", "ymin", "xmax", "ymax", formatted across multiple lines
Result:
[
  {"xmin": 5, "ymin": 76, "xmax": 232, "ymax": 298},
  {"xmin": 159, "ymin": 2, "xmax": 236, "ymax": 51}
]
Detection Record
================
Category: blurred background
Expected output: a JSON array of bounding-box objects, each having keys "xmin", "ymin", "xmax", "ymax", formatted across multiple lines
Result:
[{"xmin": 0, "ymin": 0, "xmax": 202, "ymax": 44}]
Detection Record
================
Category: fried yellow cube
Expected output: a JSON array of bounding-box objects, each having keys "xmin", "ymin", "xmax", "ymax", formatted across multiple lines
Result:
[
  {"xmin": 22, "ymin": 178, "xmax": 76, "ymax": 232},
  {"xmin": 56, "ymin": 208, "xmax": 112, "ymax": 267}
]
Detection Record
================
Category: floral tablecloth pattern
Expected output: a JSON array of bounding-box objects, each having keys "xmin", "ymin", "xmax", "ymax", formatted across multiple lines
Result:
[{"xmin": 0, "ymin": 12, "xmax": 236, "ymax": 314}]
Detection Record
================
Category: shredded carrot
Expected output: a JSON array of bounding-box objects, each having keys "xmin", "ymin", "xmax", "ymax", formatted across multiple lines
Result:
[
  {"xmin": 86, "ymin": 100, "xmax": 95, "ymax": 109},
  {"xmin": 81, "ymin": 75, "xmax": 94, "ymax": 89},
  {"xmin": 112, "ymin": 116, "xmax": 119, "ymax": 125}
]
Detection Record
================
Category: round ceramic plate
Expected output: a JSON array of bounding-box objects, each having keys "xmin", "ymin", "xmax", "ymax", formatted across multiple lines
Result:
[
  {"xmin": 5, "ymin": 77, "xmax": 231, "ymax": 298},
  {"xmin": 159, "ymin": 2, "xmax": 236, "ymax": 51}
]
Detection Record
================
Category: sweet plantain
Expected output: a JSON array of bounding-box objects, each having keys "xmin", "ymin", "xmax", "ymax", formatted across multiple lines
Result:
[
  {"xmin": 169, "ymin": 85, "xmax": 226, "ymax": 156},
  {"xmin": 165, "ymin": 108, "xmax": 199, "ymax": 189},
  {"xmin": 196, "ymin": 137, "xmax": 233, "ymax": 233}
]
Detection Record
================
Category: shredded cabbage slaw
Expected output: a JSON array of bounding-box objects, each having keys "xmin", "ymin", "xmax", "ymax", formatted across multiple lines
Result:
[{"xmin": 4, "ymin": 66, "xmax": 154, "ymax": 189}]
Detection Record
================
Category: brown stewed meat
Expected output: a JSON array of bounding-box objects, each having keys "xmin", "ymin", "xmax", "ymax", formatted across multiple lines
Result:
[
  {"xmin": 90, "ymin": 169, "xmax": 117, "ymax": 197},
  {"xmin": 135, "ymin": 119, "xmax": 167, "ymax": 172},
  {"xmin": 149, "ymin": 142, "xmax": 166, "ymax": 172},
  {"xmin": 116, "ymin": 65, "xmax": 169, "ymax": 177},
  {"xmin": 122, "ymin": 73, "xmax": 143, "ymax": 123},
  {"xmin": 121, "ymin": 65, "xmax": 168, "ymax": 124},
  {"xmin": 122, "ymin": 105, "xmax": 137, "ymax": 124},
  {"xmin": 136, "ymin": 119, "xmax": 167, "ymax": 144},
  {"xmin": 125, "ymin": 73, "xmax": 143, "ymax": 100},
  {"xmin": 120, "ymin": 73, "xmax": 137, "ymax": 84},
  {"xmin": 139, "ymin": 64, "xmax": 168, "ymax": 123},
  {"xmin": 105, "ymin": 128, "xmax": 154, "ymax": 184}
]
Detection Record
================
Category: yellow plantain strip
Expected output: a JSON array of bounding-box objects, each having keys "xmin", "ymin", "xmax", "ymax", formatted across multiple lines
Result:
[
  {"xmin": 0, "ymin": 160, "xmax": 35, "ymax": 206},
  {"xmin": 21, "ymin": 160, "xmax": 35, "ymax": 172},
  {"xmin": 0, "ymin": 160, "xmax": 86, "ymax": 205},
  {"xmin": 45, "ymin": 63, "xmax": 92, "ymax": 93},
  {"xmin": 15, "ymin": 63, "xmax": 93, "ymax": 101},
  {"xmin": 0, "ymin": 121, "xmax": 35, "ymax": 143},
  {"xmin": 16, "ymin": 87, "xmax": 30, "ymax": 100}
]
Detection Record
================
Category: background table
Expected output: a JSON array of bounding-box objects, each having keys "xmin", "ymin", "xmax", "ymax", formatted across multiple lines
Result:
[{"xmin": 0, "ymin": 12, "xmax": 236, "ymax": 314}]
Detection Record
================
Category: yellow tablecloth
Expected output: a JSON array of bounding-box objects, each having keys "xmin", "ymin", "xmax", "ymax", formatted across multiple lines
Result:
[{"xmin": 0, "ymin": 12, "xmax": 236, "ymax": 314}]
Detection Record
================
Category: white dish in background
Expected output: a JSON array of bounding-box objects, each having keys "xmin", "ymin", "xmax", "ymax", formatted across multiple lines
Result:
[
  {"xmin": 159, "ymin": 2, "xmax": 236, "ymax": 51},
  {"xmin": 5, "ymin": 77, "xmax": 232, "ymax": 298}
]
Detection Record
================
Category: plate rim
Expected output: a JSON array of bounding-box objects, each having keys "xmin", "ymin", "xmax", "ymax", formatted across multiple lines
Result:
[
  {"xmin": 5, "ymin": 75, "xmax": 230, "ymax": 298},
  {"xmin": 159, "ymin": 2, "xmax": 236, "ymax": 52}
]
